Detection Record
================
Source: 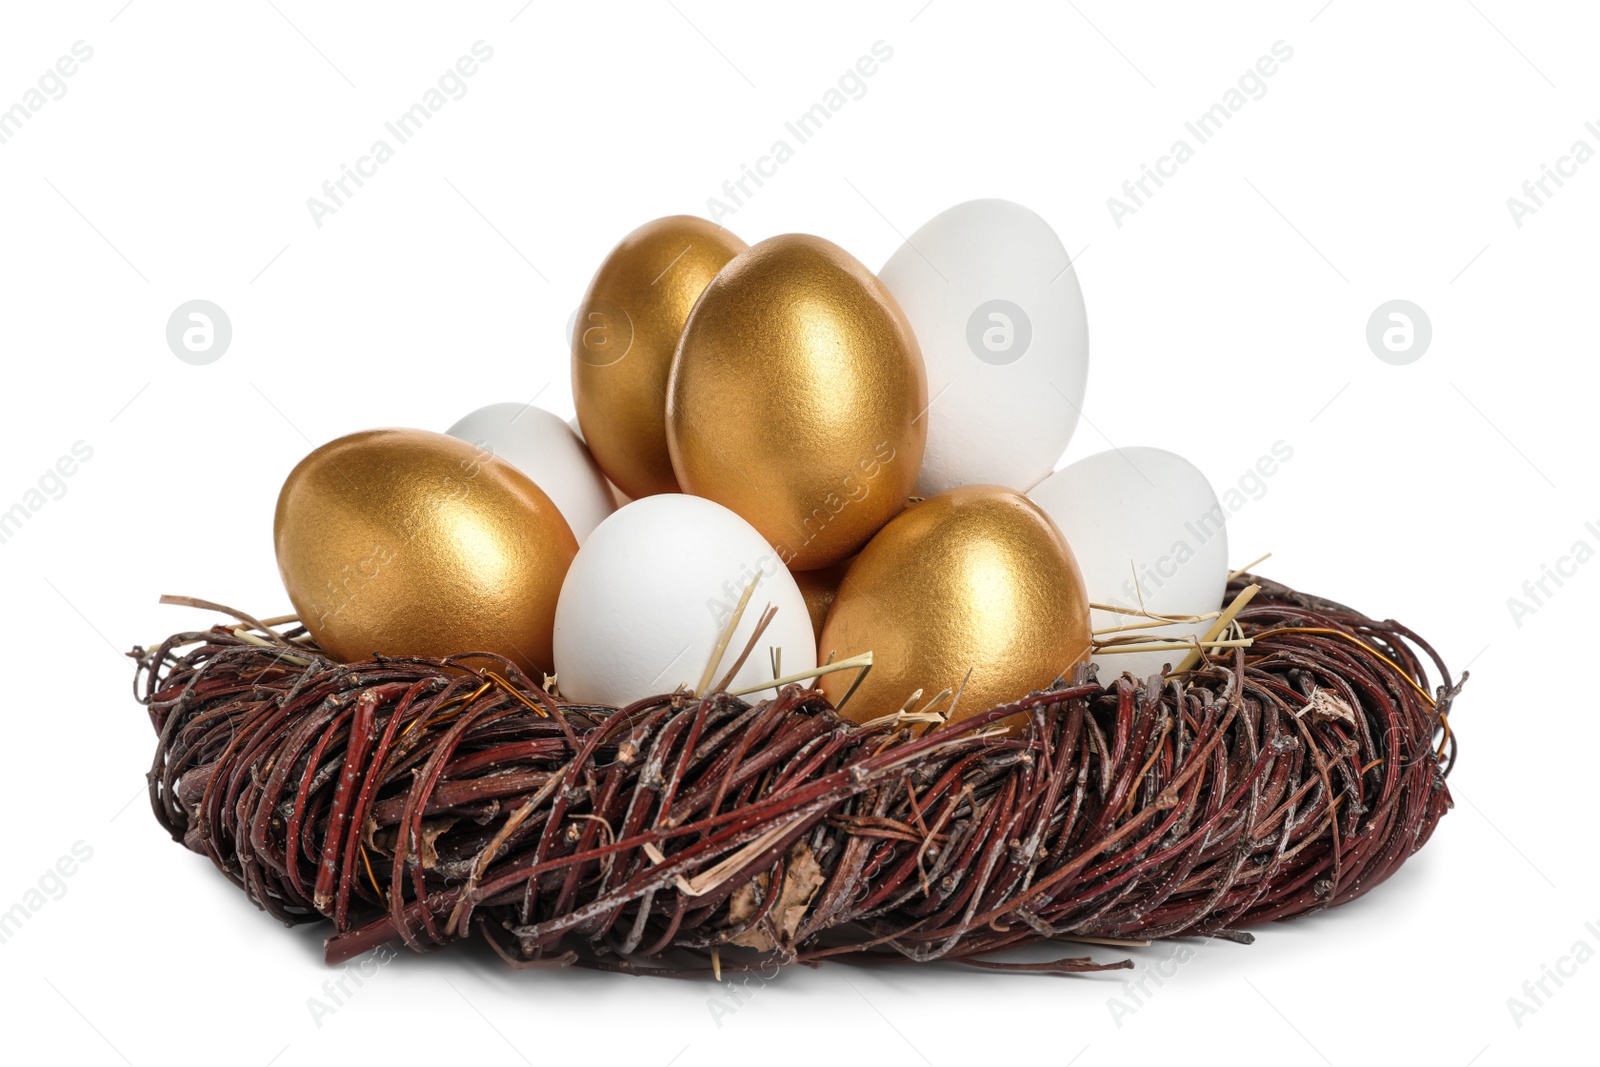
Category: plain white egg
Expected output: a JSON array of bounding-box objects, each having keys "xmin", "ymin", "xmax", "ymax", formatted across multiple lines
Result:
[
  {"xmin": 446, "ymin": 403, "xmax": 615, "ymax": 542},
  {"xmin": 879, "ymin": 199, "xmax": 1089, "ymax": 495},
  {"xmin": 1029, "ymin": 447, "xmax": 1229, "ymax": 685},
  {"xmin": 553, "ymin": 495, "xmax": 817, "ymax": 706}
]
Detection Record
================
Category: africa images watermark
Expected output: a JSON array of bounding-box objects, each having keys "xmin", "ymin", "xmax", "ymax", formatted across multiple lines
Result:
[
  {"xmin": 1505, "ymin": 120, "xmax": 1600, "ymax": 229},
  {"xmin": 1366, "ymin": 299, "xmax": 1432, "ymax": 366},
  {"xmin": 1118, "ymin": 440, "xmax": 1294, "ymax": 607},
  {"xmin": 305, "ymin": 944, "xmax": 399, "ymax": 1028},
  {"xmin": 0, "ymin": 41, "xmax": 94, "ymax": 148},
  {"xmin": 306, "ymin": 41, "xmax": 495, "ymax": 228},
  {"xmin": 0, "ymin": 841, "xmax": 94, "ymax": 947},
  {"xmin": 705, "ymin": 956, "xmax": 783, "ymax": 1028},
  {"xmin": 770, "ymin": 440, "xmax": 899, "ymax": 571},
  {"xmin": 1105, "ymin": 938, "xmax": 1209, "ymax": 1027},
  {"xmin": 167, "ymin": 299, "xmax": 233, "ymax": 365},
  {"xmin": 1107, "ymin": 40, "xmax": 1295, "ymax": 228},
  {"xmin": 1504, "ymin": 519, "xmax": 1600, "ymax": 628},
  {"xmin": 0, "ymin": 441, "xmax": 95, "ymax": 549},
  {"xmin": 1505, "ymin": 917, "xmax": 1600, "ymax": 1029},
  {"xmin": 705, "ymin": 40, "xmax": 895, "ymax": 222}
]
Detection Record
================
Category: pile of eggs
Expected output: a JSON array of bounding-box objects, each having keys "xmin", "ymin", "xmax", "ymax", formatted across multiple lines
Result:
[{"xmin": 273, "ymin": 201, "xmax": 1230, "ymax": 725}]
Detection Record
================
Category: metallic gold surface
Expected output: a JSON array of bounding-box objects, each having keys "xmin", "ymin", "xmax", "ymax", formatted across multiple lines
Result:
[
  {"xmin": 818, "ymin": 485, "xmax": 1091, "ymax": 726},
  {"xmin": 667, "ymin": 234, "xmax": 927, "ymax": 571},
  {"xmin": 274, "ymin": 428, "xmax": 578, "ymax": 674},
  {"xmin": 572, "ymin": 216, "xmax": 747, "ymax": 499},
  {"xmin": 793, "ymin": 557, "xmax": 852, "ymax": 636}
]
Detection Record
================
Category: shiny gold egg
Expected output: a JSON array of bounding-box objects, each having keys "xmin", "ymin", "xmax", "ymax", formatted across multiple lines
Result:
[
  {"xmin": 572, "ymin": 216, "xmax": 748, "ymax": 499},
  {"xmin": 793, "ymin": 557, "xmax": 853, "ymax": 636},
  {"xmin": 818, "ymin": 485, "xmax": 1091, "ymax": 727},
  {"xmin": 274, "ymin": 428, "xmax": 578, "ymax": 675},
  {"xmin": 667, "ymin": 234, "xmax": 928, "ymax": 571}
]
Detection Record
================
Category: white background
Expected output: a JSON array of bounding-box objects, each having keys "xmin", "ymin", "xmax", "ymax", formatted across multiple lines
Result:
[{"xmin": 0, "ymin": 2, "xmax": 1594, "ymax": 1064}]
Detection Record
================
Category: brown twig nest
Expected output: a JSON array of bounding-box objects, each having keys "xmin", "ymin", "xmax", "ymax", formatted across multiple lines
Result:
[{"xmin": 132, "ymin": 574, "xmax": 1460, "ymax": 977}]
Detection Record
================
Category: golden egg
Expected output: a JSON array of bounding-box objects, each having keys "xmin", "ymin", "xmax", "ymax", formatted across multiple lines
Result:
[
  {"xmin": 274, "ymin": 428, "xmax": 578, "ymax": 675},
  {"xmin": 793, "ymin": 557, "xmax": 853, "ymax": 636},
  {"xmin": 818, "ymin": 485, "xmax": 1091, "ymax": 728},
  {"xmin": 572, "ymin": 216, "xmax": 748, "ymax": 499},
  {"xmin": 667, "ymin": 234, "xmax": 927, "ymax": 571}
]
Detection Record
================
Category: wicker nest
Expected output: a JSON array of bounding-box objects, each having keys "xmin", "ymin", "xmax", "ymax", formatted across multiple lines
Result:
[{"xmin": 132, "ymin": 574, "xmax": 1460, "ymax": 978}]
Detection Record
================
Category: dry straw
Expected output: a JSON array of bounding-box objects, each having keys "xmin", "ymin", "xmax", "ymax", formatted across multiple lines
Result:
[{"xmin": 134, "ymin": 575, "xmax": 1460, "ymax": 978}]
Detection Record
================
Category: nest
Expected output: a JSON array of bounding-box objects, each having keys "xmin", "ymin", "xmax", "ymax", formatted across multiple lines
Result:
[{"xmin": 132, "ymin": 574, "xmax": 1461, "ymax": 978}]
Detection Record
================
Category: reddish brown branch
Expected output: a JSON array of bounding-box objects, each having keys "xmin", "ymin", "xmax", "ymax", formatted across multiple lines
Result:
[{"xmin": 131, "ymin": 576, "xmax": 1459, "ymax": 976}]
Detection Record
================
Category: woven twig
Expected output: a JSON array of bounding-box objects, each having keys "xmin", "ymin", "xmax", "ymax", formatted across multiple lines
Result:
[{"xmin": 132, "ymin": 575, "xmax": 1460, "ymax": 977}]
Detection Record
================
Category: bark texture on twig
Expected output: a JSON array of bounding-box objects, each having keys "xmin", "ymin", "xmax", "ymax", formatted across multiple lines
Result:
[{"xmin": 132, "ymin": 575, "xmax": 1459, "ymax": 977}]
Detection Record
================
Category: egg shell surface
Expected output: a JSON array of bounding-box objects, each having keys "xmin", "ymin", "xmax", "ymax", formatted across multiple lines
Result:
[
  {"xmin": 448, "ymin": 403, "xmax": 615, "ymax": 542},
  {"xmin": 1028, "ymin": 446, "xmax": 1229, "ymax": 685},
  {"xmin": 880, "ymin": 199, "xmax": 1089, "ymax": 495},
  {"xmin": 553, "ymin": 494, "xmax": 817, "ymax": 706}
]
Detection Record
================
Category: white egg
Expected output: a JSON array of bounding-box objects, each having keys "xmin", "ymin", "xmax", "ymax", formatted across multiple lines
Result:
[
  {"xmin": 553, "ymin": 495, "xmax": 817, "ymax": 706},
  {"xmin": 1028, "ymin": 447, "xmax": 1228, "ymax": 685},
  {"xmin": 879, "ymin": 199, "xmax": 1089, "ymax": 495},
  {"xmin": 446, "ymin": 403, "xmax": 615, "ymax": 542}
]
